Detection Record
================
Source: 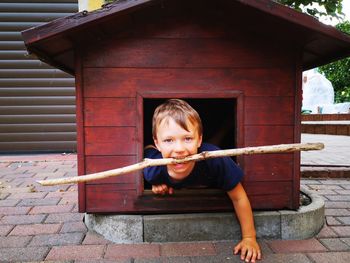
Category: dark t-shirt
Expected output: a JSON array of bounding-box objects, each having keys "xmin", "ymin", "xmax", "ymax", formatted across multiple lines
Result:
[{"xmin": 143, "ymin": 143, "xmax": 243, "ymax": 191}]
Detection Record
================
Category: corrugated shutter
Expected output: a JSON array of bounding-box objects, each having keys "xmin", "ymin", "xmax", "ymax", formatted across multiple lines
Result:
[{"xmin": 0, "ymin": 0, "xmax": 78, "ymax": 153}]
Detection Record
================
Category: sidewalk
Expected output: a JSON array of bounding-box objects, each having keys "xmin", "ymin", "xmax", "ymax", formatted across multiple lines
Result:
[{"xmin": 1, "ymin": 134, "xmax": 350, "ymax": 262}]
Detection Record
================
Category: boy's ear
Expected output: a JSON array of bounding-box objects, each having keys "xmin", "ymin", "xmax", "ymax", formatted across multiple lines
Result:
[
  {"xmin": 198, "ymin": 135, "xmax": 203, "ymax": 148},
  {"xmin": 153, "ymin": 137, "xmax": 160, "ymax": 150}
]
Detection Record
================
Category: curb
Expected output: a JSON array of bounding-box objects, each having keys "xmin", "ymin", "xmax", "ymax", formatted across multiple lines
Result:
[{"xmin": 85, "ymin": 188, "xmax": 324, "ymax": 243}]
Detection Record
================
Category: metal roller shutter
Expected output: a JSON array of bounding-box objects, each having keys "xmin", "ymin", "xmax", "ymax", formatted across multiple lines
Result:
[{"xmin": 0, "ymin": 0, "xmax": 78, "ymax": 153}]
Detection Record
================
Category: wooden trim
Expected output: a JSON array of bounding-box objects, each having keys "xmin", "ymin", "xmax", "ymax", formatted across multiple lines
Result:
[
  {"xmin": 293, "ymin": 51, "xmax": 302, "ymax": 210},
  {"xmin": 136, "ymin": 93, "xmax": 144, "ymax": 196},
  {"xmin": 75, "ymin": 51, "xmax": 86, "ymax": 213}
]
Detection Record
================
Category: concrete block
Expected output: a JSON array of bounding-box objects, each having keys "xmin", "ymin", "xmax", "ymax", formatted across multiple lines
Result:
[
  {"xmin": 85, "ymin": 214, "xmax": 143, "ymax": 243},
  {"xmin": 254, "ymin": 211, "xmax": 281, "ymax": 239},
  {"xmin": 281, "ymin": 187, "xmax": 325, "ymax": 240},
  {"xmin": 143, "ymin": 213, "xmax": 240, "ymax": 242}
]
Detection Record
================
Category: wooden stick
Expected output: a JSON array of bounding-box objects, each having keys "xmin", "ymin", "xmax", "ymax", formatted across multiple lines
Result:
[{"xmin": 37, "ymin": 142, "xmax": 324, "ymax": 186}]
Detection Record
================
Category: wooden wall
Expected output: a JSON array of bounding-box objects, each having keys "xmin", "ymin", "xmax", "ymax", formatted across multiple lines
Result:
[{"xmin": 76, "ymin": 7, "xmax": 300, "ymax": 213}]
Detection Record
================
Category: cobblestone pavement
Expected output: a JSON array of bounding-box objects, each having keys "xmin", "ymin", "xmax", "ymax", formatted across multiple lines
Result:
[{"xmin": 0, "ymin": 134, "xmax": 350, "ymax": 262}]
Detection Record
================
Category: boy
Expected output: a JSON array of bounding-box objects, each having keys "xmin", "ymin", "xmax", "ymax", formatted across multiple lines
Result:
[{"xmin": 144, "ymin": 99, "xmax": 261, "ymax": 263}]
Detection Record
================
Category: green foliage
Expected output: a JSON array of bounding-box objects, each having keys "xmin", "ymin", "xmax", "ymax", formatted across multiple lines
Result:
[
  {"xmin": 318, "ymin": 21, "xmax": 350, "ymax": 103},
  {"xmin": 277, "ymin": 0, "xmax": 343, "ymax": 18}
]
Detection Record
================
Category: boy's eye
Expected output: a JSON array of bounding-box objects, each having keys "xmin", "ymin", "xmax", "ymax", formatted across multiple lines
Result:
[
  {"xmin": 184, "ymin": 137, "xmax": 193, "ymax": 142},
  {"xmin": 163, "ymin": 138, "xmax": 173, "ymax": 143}
]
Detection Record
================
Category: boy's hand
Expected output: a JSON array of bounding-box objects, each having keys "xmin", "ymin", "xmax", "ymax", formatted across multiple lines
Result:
[
  {"xmin": 234, "ymin": 237, "xmax": 261, "ymax": 263},
  {"xmin": 152, "ymin": 184, "xmax": 174, "ymax": 195}
]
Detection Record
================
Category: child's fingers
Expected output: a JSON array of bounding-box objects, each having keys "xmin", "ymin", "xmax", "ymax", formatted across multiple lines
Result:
[
  {"xmin": 243, "ymin": 249, "xmax": 252, "ymax": 262},
  {"xmin": 240, "ymin": 247, "xmax": 248, "ymax": 260},
  {"xmin": 257, "ymin": 249, "xmax": 262, "ymax": 260},
  {"xmin": 233, "ymin": 243, "xmax": 241, "ymax": 255},
  {"xmin": 168, "ymin": 187, "xmax": 174, "ymax": 195}
]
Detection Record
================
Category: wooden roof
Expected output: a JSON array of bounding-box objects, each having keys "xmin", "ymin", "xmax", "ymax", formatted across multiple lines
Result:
[{"xmin": 22, "ymin": 0, "xmax": 350, "ymax": 75}]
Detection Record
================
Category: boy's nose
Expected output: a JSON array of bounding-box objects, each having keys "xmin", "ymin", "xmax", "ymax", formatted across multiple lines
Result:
[{"xmin": 173, "ymin": 140, "xmax": 185, "ymax": 152}]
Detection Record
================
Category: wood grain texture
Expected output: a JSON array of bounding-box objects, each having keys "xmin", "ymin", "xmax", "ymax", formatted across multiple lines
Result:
[
  {"xmin": 84, "ymin": 127, "xmax": 136, "ymax": 155},
  {"xmin": 83, "ymin": 38, "xmax": 293, "ymax": 68},
  {"xmin": 83, "ymin": 68, "xmax": 294, "ymax": 97},
  {"xmin": 84, "ymin": 98, "xmax": 136, "ymax": 126},
  {"xmin": 85, "ymin": 155, "xmax": 138, "ymax": 185},
  {"xmin": 84, "ymin": 181, "xmax": 293, "ymax": 212}
]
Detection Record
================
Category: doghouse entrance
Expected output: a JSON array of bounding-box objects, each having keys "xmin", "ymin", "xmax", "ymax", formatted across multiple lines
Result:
[{"xmin": 143, "ymin": 98, "xmax": 238, "ymax": 190}]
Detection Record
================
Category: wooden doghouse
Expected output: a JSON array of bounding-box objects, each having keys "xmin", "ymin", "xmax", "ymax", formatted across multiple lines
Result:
[{"xmin": 22, "ymin": 0, "xmax": 350, "ymax": 213}]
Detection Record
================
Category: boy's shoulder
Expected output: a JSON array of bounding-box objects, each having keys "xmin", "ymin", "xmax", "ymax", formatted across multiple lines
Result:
[{"xmin": 199, "ymin": 143, "xmax": 220, "ymax": 152}]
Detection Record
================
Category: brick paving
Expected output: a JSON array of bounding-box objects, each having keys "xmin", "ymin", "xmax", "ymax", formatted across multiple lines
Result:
[{"xmin": 0, "ymin": 135, "xmax": 350, "ymax": 262}]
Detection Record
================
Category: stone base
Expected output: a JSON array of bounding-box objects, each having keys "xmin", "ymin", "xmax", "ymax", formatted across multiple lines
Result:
[{"xmin": 84, "ymin": 187, "xmax": 324, "ymax": 243}]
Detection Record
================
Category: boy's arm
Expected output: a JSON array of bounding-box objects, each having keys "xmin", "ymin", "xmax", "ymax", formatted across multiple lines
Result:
[{"xmin": 227, "ymin": 183, "xmax": 261, "ymax": 263}]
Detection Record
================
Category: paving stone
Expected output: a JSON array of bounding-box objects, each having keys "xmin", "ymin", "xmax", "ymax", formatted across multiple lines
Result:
[
  {"xmin": 0, "ymin": 236, "xmax": 32, "ymax": 248},
  {"xmin": 316, "ymin": 224, "xmax": 339, "ymax": 238},
  {"xmin": 45, "ymin": 212, "xmax": 84, "ymax": 223},
  {"xmin": 161, "ymin": 243, "xmax": 216, "ymax": 257},
  {"xmin": 325, "ymin": 201, "xmax": 350, "ymax": 209},
  {"xmin": 60, "ymin": 221, "xmax": 87, "ymax": 233},
  {"xmin": 0, "ymin": 199, "xmax": 19, "ymax": 207},
  {"xmin": 76, "ymin": 259, "xmax": 130, "ymax": 263},
  {"xmin": 0, "ymin": 192, "xmax": 9, "ymax": 200},
  {"xmin": 308, "ymin": 184, "xmax": 343, "ymax": 190},
  {"xmin": 325, "ymin": 209, "xmax": 350, "ymax": 216},
  {"xmin": 331, "ymin": 226, "xmax": 350, "ymax": 237},
  {"xmin": 82, "ymin": 232, "xmax": 112, "ymax": 245},
  {"xmin": 9, "ymin": 223, "xmax": 61, "ymax": 236},
  {"xmin": 259, "ymin": 253, "xmax": 312, "ymax": 263},
  {"xmin": 161, "ymin": 257, "xmax": 192, "ymax": 263},
  {"xmin": 46, "ymin": 245, "xmax": 105, "ymax": 261},
  {"xmin": 189, "ymin": 255, "xmax": 242, "ymax": 263},
  {"xmin": 105, "ymin": 244, "xmax": 160, "ymax": 260},
  {"xmin": 29, "ymin": 204, "xmax": 74, "ymax": 214},
  {"xmin": 319, "ymin": 238, "xmax": 350, "ymax": 251},
  {"xmin": 0, "ymin": 247, "xmax": 49, "ymax": 262},
  {"xmin": 7, "ymin": 192, "xmax": 47, "ymax": 199},
  {"xmin": 308, "ymin": 252, "xmax": 350, "ymax": 263},
  {"xmin": 28, "ymin": 232, "xmax": 85, "ymax": 247},
  {"xmin": 34, "ymin": 184, "xmax": 71, "ymax": 193},
  {"xmin": 0, "ymin": 225, "xmax": 14, "ymax": 236},
  {"xmin": 336, "ymin": 217, "xmax": 350, "ymax": 224},
  {"xmin": 134, "ymin": 258, "xmax": 162, "ymax": 263},
  {"xmin": 267, "ymin": 239, "xmax": 327, "ymax": 253},
  {"xmin": 18, "ymin": 197, "xmax": 61, "ymax": 206},
  {"xmin": 46, "ymin": 191, "xmax": 77, "ymax": 199},
  {"xmin": 326, "ymin": 216, "xmax": 343, "ymax": 226},
  {"xmin": 1, "ymin": 214, "xmax": 46, "ymax": 225},
  {"xmin": 0, "ymin": 206, "xmax": 31, "ymax": 215},
  {"xmin": 327, "ymin": 195, "xmax": 350, "ymax": 201},
  {"xmin": 340, "ymin": 238, "xmax": 350, "ymax": 246}
]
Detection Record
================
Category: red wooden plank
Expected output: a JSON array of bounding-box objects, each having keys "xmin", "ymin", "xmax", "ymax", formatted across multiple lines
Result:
[
  {"xmin": 83, "ymin": 38, "xmax": 293, "ymax": 68},
  {"xmin": 83, "ymin": 68, "xmax": 294, "ymax": 97},
  {"xmin": 85, "ymin": 155, "xmax": 137, "ymax": 184},
  {"xmin": 245, "ymin": 96, "xmax": 295, "ymax": 125},
  {"xmin": 75, "ymin": 54, "xmax": 86, "ymax": 213},
  {"xmin": 85, "ymin": 181, "xmax": 294, "ymax": 213},
  {"xmin": 244, "ymin": 126, "xmax": 294, "ymax": 146},
  {"xmin": 243, "ymin": 153, "xmax": 294, "ymax": 182},
  {"xmin": 86, "ymin": 188, "xmax": 139, "ymax": 213},
  {"xmin": 84, "ymin": 127, "xmax": 136, "ymax": 155},
  {"xmin": 84, "ymin": 69, "xmax": 136, "ymax": 97},
  {"xmin": 84, "ymin": 98, "xmax": 136, "ymax": 126}
]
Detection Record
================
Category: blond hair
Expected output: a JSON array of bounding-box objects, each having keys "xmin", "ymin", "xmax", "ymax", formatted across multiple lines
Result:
[{"xmin": 152, "ymin": 99, "xmax": 203, "ymax": 139}]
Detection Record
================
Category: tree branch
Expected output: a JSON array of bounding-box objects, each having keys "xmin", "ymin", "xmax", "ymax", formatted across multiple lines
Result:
[{"xmin": 37, "ymin": 142, "xmax": 324, "ymax": 186}]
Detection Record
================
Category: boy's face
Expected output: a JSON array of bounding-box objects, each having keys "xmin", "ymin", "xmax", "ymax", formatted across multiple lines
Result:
[{"xmin": 154, "ymin": 117, "xmax": 202, "ymax": 181}]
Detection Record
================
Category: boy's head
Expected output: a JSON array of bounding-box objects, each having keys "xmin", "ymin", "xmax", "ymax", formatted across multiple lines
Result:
[
  {"xmin": 152, "ymin": 99, "xmax": 203, "ymax": 180},
  {"xmin": 152, "ymin": 99, "xmax": 203, "ymax": 140}
]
